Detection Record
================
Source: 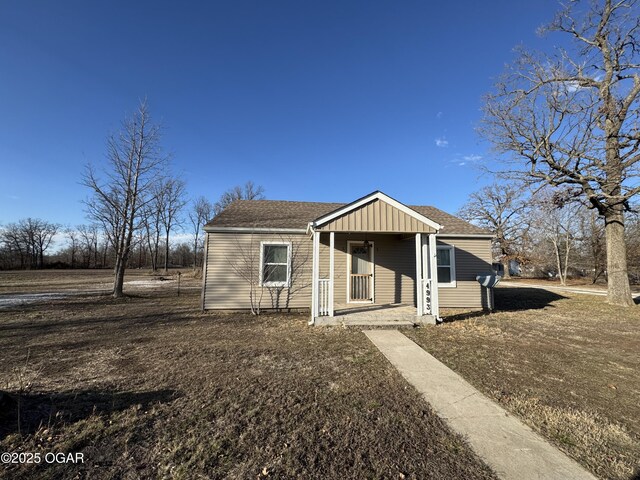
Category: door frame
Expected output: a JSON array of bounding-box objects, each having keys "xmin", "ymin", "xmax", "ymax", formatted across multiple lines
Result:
[{"xmin": 346, "ymin": 240, "xmax": 375, "ymax": 304}]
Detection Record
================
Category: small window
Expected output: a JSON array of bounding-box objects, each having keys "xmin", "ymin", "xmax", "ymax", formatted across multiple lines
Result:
[
  {"xmin": 437, "ymin": 245, "xmax": 456, "ymax": 287},
  {"xmin": 260, "ymin": 242, "xmax": 291, "ymax": 287}
]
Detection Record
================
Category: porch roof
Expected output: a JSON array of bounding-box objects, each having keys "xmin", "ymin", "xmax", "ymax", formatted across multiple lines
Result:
[{"xmin": 206, "ymin": 193, "xmax": 490, "ymax": 236}]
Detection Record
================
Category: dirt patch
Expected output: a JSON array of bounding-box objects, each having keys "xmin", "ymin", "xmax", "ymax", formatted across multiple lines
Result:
[
  {"xmin": 406, "ymin": 286, "xmax": 640, "ymax": 480},
  {"xmin": 0, "ymin": 271, "xmax": 496, "ymax": 479}
]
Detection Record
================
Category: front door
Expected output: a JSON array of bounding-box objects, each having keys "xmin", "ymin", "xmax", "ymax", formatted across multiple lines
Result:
[{"xmin": 349, "ymin": 242, "xmax": 373, "ymax": 302}]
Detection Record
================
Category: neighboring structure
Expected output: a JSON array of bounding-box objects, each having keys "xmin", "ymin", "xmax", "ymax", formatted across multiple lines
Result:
[{"xmin": 201, "ymin": 191, "xmax": 494, "ymax": 324}]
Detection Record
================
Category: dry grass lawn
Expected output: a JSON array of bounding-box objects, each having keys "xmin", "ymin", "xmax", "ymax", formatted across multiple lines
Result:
[
  {"xmin": 406, "ymin": 286, "xmax": 640, "ymax": 480},
  {"xmin": 0, "ymin": 270, "xmax": 495, "ymax": 479}
]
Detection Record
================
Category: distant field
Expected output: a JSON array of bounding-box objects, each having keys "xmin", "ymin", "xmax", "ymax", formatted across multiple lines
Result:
[
  {"xmin": 0, "ymin": 269, "xmax": 201, "ymax": 295},
  {"xmin": 0, "ymin": 270, "xmax": 495, "ymax": 479},
  {"xmin": 408, "ymin": 287, "xmax": 640, "ymax": 480}
]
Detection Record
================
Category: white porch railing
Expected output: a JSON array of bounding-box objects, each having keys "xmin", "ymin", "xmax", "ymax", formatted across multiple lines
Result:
[
  {"xmin": 317, "ymin": 278, "xmax": 330, "ymax": 316},
  {"xmin": 350, "ymin": 274, "xmax": 371, "ymax": 301},
  {"xmin": 422, "ymin": 278, "xmax": 432, "ymax": 315}
]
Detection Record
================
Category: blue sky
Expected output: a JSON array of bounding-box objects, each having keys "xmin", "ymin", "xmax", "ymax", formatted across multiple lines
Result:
[{"xmin": 0, "ymin": 0, "xmax": 561, "ymax": 228}]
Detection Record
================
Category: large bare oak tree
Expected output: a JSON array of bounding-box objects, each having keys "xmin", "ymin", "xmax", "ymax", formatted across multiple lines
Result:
[
  {"xmin": 82, "ymin": 101, "xmax": 167, "ymax": 297},
  {"xmin": 458, "ymin": 184, "xmax": 530, "ymax": 279},
  {"xmin": 482, "ymin": 0, "xmax": 640, "ymax": 306}
]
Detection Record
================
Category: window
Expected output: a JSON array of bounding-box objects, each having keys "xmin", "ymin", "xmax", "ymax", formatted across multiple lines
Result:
[
  {"xmin": 436, "ymin": 245, "xmax": 456, "ymax": 287},
  {"xmin": 260, "ymin": 242, "xmax": 291, "ymax": 287}
]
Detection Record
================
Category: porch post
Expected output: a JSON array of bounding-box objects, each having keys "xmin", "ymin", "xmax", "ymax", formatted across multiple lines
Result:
[
  {"xmin": 428, "ymin": 233, "xmax": 440, "ymax": 319},
  {"xmin": 311, "ymin": 230, "xmax": 320, "ymax": 321},
  {"xmin": 421, "ymin": 234, "xmax": 429, "ymax": 312},
  {"xmin": 415, "ymin": 233, "xmax": 423, "ymax": 316},
  {"xmin": 329, "ymin": 232, "xmax": 335, "ymax": 317}
]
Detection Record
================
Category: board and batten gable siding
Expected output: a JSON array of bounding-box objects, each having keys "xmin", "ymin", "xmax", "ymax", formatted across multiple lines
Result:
[
  {"xmin": 437, "ymin": 237, "xmax": 493, "ymax": 308},
  {"xmin": 317, "ymin": 199, "xmax": 436, "ymax": 233},
  {"xmin": 203, "ymin": 232, "xmax": 312, "ymax": 310}
]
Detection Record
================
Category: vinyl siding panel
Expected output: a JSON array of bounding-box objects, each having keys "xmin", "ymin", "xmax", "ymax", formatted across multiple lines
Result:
[
  {"xmin": 319, "ymin": 233, "xmax": 416, "ymax": 305},
  {"xmin": 203, "ymin": 231, "xmax": 492, "ymax": 311},
  {"xmin": 318, "ymin": 199, "xmax": 436, "ymax": 233},
  {"xmin": 437, "ymin": 237, "xmax": 493, "ymax": 308},
  {"xmin": 203, "ymin": 232, "xmax": 312, "ymax": 310}
]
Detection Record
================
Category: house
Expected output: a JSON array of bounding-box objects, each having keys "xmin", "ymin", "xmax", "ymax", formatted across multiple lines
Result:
[{"xmin": 201, "ymin": 191, "xmax": 494, "ymax": 324}]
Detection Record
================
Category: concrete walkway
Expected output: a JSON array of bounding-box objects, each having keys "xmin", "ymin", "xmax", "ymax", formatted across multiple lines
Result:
[{"xmin": 364, "ymin": 330, "xmax": 597, "ymax": 480}]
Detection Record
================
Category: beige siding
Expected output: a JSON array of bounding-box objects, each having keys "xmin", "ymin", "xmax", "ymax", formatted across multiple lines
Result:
[
  {"xmin": 318, "ymin": 199, "xmax": 436, "ymax": 233},
  {"xmin": 437, "ymin": 237, "xmax": 493, "ymax": 308},
  {"xmin": 203, "ymin": 232, "xmax": 312, "ymax": 310},
  {"xmin": 203, "ymin": 231, "xmax": 492, "ymax": 311},
  {"xmin": 319, "ymin": 233, "xmax": 416, "ymax": 305}
]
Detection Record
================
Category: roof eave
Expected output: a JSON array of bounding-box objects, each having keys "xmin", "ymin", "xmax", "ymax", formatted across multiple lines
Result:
[{"xmin": 204, "ymin": 226, "xmax": 307, "ymax": 234}]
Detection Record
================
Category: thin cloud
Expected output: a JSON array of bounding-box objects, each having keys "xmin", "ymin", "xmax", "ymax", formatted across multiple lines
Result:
[
  {"xmin": 436, "ymin": 111, "xmax": 443, "ymax": 119},
  {"xmin": 435, "ymin": 137, "xmax": 448, "ymax": 148},
  {"xmin": 462, "ymin": 154, "xmax": 482, "ymax": 162}
]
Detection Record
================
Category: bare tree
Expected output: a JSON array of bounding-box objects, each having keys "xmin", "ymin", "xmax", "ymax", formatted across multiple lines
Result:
[
  {"xmin": 0, "ymin": 219, "xmax": 59, "ymax": 269},
  {"xmin": 81, "ymin": 100, "xmax": 167, "ymax": 297},
  {"xmin": 482, "ymin": 0, "xmax": 640, "ymax": 306},
  {"xmin": 267, "ymin": 235, "xmax": 311, "ymax": 311},
  {"xmin": 65, "ymin": 227, "xmax": 79, "ymax": 268},
  {"xmin": 529, "ymin": 191, "xmax": 582, "ymax": 285},
  {"xmin": 214, "ymin": 181, "xmax": 265, "ymax": 215},
  {"xmin": 226, "ymin": 230, "xmax": 310, "ymax": 314},
  {"xmin": 31, "ymin": 219, "xmax": 59, "ymax": 268},
  {"xmin": 141, "ymin": 185, "xmax": 164, "ymax": 272},
  {"xmin": 227, "ymin": 232, "xmax": 265, "ymax": 315},
  {"xmin": 0, "ymin": 222, "xmax": 28, "ymax": 268},
  {"xmin": 78, "ymin": 224, "xmax": 99, "ymax": 268},
  {"xmin": 576, "ymin": 208, "xmax": 606, "ymax": 283},
  {"xmin": 188, "ymin": 196, "xmax": 213, "ymax": 269},
  {"xmin": 158, "ymin": 178, "xmax": 187, "ymax": 273},
  {"xmin": 458, "ymin": 184, "xmax": 530, "ymax": 278}
]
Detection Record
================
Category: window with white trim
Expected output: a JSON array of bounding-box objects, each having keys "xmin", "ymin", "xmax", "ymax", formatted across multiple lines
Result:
[
  {"xmin": 436, "ymin": 245, "xmax": 456, "ymax": 287},
  {"xmin": 260, "ymin": 242, "xmax": 291, "ymax": 287}
]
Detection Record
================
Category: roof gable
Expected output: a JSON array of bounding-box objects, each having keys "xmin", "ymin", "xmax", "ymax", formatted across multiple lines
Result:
[
  {"xmin": 312, "ymin": 192, "xmax": 440, "ymax": 233},
  {"xmin": 311, "ymin": 190, "xmax": 442, "ymax": 233}
]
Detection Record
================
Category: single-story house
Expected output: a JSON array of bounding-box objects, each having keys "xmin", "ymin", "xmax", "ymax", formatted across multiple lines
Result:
[{"xmin": 201, "ymin": 191, "xmax": 494, "ymax": 324}]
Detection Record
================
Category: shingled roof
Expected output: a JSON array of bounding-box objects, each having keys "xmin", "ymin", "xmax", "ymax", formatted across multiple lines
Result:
[{"xmin": 206, "ymin": 199, "xmax": 490, "ymax": 236}]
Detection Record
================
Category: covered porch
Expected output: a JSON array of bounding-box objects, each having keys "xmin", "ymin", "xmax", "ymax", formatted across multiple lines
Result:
[{"xmin": 308, "ymin": 192, "xmax": 442, "ymax": 326}]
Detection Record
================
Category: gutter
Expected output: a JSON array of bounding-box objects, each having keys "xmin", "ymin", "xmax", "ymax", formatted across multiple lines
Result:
[{"xmin": 204, "ymin": 226, "xmax": 307, "ymax": 234}]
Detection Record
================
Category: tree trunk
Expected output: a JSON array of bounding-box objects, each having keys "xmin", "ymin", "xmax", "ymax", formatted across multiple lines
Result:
[
  {"xmin": 553, "ymin": 241, "xmax": 565, "ymax": 286},
  {"xmin": 113, "ymin": 258, "xmax": 125, "ymax": 298},
  {"xmin": 192, "ymin": 234, "xmax": 199, "ymax": 271},
  {"xmin": 164, "ymin": 231, "xmax": 170, "ymax": 274},
  {"xmin": 501, "ymin": 258, "xmax": 511, "ymax": 279},
  {"xmin": 604, "ymin": 210, "xmax": 634, "ymax": 306}
]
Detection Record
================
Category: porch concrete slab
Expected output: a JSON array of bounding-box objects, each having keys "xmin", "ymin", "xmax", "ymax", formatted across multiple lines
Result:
[
  {"xmin": 364, "ymin": 330, "xmax": 596, "ymax": 480},
  {"xmin": 316, "ymin": 317, "xmax": 415, "ymax": 327},
  {"xmin": 316, "ymin": 304, "xmax": 436, "ymax": 326}
]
